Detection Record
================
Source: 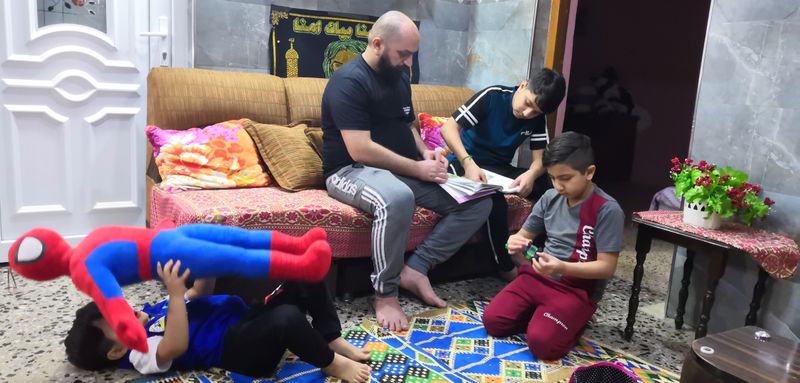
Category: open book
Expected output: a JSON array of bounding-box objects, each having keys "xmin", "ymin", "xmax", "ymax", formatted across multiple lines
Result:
[
  {"xmin": 482, "ymin": 169, "xmax": 521, "ymax": 194},
  {"xmin": 440, "ymin": 170, "xmax": 519, "ymax": 204}
]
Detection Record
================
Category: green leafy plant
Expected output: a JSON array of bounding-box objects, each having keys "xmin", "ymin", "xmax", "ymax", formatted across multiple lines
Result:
[{"xmin": 670, "ymin": 157, "xmax": 774, "ymax": 225}]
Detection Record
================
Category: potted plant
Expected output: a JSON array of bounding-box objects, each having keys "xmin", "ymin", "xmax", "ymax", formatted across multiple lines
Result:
[{"xmin": 670, "ymin": 157, "xmax": 775, "ymax": 228}]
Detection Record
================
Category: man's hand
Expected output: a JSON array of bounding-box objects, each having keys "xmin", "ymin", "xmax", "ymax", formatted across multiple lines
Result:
[
  {"xmin": 157, "ymin": 260, "xmax": 190, "ymax": 299},
  {"xmin": 531, "ymin": 253, "xmax": 564, "ymax": 276},
  {"xmin": 510, "ymin": 169, "xmax": 536, "ymax": 198},
  {"xmin": 416, "ymin": 150, "xmax": 449, "ymax": 184},
  {"xmin": 423, "ymin": 149, "xmax": 450, "ymax": 168},
  {"xmin": 463, "ymin": 161, "xmax": 487, "ymax": 183}
]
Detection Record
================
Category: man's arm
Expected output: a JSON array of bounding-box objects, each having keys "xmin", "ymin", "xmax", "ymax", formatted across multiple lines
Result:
[
  {"xmin": 412, "ymin": 126, "xmax": 449, "ymax": 169},
  {"xmin": 411, "ymin": 125, "xmax": 429, "ymax": 155},
  {"xmin": 341, "ymin": 129, "xmax": 448, "ymax": 183},
  {"xmin": 440, "ymin": 118, "xmax": 486, "ymax": 182},
  {"xmin": 155, "ymin": 260, "xmax": 190, "ymax": 366}
]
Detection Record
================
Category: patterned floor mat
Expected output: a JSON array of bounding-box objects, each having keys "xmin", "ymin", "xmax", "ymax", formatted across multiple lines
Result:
[{"xmin": 128, "ymin": 301, "xmax": 679, "ymax": 383}]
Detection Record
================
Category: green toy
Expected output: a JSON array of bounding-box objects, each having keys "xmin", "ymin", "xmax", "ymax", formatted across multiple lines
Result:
[{"xmin": 505, "ymin": 242, "xmax": 540, "ymax": 261}]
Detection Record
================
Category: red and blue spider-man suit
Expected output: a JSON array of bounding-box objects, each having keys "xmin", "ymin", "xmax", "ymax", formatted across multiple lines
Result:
[{"xmin": 7, "ymin": 220, "xmax": 330, "ymax": 353}]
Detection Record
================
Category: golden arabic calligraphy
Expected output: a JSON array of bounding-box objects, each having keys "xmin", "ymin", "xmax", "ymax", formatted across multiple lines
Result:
[{"xmin": 292, "ymin": 18, "xmax": 322, "ymax": 35}]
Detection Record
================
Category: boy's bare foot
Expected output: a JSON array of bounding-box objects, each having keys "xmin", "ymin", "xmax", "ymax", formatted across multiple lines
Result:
[
  {"xmin": 322, "ymin": 352, "xmax": 371, "ymax": 383},
  {"xmin": 373, "ymin": 296, "xmax": 409, "ymax": 331},
  {"xmin": 399, "ymin": 266, "xmax": 446, "ymax": 308},
  {"xmin": 329, "ymin": 337, "xmax": 371, "ymax": 362}
]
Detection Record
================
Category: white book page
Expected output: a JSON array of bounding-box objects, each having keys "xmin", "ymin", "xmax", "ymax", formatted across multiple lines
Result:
[{"xmin": 482, "ymin": 169, "xmax": 521, "ymax": 194}]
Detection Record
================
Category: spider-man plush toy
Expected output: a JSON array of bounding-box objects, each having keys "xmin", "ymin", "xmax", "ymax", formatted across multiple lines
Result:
[{"xmin": 7, "ymin": 220, "xmax": 331, "ymax": 353}]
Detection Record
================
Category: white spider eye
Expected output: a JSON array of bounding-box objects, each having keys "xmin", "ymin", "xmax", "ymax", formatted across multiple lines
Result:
[{"xmin": 16, "ymin": 237, "xmax": 44, "ymax": 263}]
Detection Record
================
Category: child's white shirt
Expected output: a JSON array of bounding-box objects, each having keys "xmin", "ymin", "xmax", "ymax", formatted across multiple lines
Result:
[{"xmin": 128, "ymin": 336, "xmax": 171, "ymax": 374}]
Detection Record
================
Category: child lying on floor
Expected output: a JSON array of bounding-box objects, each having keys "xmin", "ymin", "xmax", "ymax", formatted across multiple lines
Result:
[
  {"xmin": 64, "ymin": 261, "xmax": 372, "ymax": 382},
  {"xmin": 482, "ymin": 132, "xmax": 625, "ymax": 360}
]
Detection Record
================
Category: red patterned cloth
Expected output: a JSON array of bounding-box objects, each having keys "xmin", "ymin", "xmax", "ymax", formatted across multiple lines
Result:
[
  {"xmin": 635, "ymin": 210, "xmax": 800, "ymax": 279},
  {"xmin": 151, "ymin": 186, "xmax": 533, "ymax": 259}
]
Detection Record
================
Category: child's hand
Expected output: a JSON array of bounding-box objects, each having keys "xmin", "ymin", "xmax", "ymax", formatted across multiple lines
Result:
[
  {"xmin": 464, "ymin": 162, "xmax": 488, "ymax": 183},
  {"xmin": 157, "ymin": 259, "xmax": 191, "ymax": 299},
  {"xmin": 506, "ymin": 234, "xmax": 531, "ymax": 255},
  {"xmin": 531, "ymin": 253, "xmax": 564, "ymax": 276}
]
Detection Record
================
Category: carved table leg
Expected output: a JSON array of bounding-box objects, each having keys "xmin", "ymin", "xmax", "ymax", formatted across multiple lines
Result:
[
  {"xmin": 624, "ymin": 226, "xmax": 652, "ymax": 340},
  {"xmin": 696, "ymin": 249, "xmax": 728, "ymax": 339},
  {"xmin": 745, "ymin": 267, "xmax": 769, "ymax": 326},
  {"xmin": 675, "ymin": 249, "xmax": 695, "ymax": 329}
]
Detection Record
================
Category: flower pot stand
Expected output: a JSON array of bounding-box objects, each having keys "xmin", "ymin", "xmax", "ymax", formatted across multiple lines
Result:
[{"xmin": 624, "ymin": 211, "xmax": 800, "ymax": 341}]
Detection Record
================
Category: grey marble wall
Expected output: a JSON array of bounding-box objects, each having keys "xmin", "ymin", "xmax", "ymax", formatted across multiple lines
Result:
[
  {"xmin": 666, "ymin": 0, "xmax": 800, "ymax": 339},
  {"xmin": 194, "ymin": 0, "xmax": 544, "ymax": 89}
]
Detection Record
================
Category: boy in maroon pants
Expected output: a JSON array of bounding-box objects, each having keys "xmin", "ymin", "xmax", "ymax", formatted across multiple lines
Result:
[{"xmin": 482, "ymin": 132, "xmax": 624, "ymax": 360}]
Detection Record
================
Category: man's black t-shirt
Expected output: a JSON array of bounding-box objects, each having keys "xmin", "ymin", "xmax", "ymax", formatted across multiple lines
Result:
[{"xmin": 321, "ymin": 55, "xmax": 418, "ymax": 178}]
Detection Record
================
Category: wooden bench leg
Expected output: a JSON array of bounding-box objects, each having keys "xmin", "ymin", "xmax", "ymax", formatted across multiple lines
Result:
[
  {"xmin": 625, "ymin": 226, "xmax": 652, "ymax": 340},
  {"xmin": 745, "ymin": 268, "xmax": 769, "ymax": 326},
  {"xmin": 696, "ymin": 249, "xmax": 728, "ymax": 339},
  {"xmin": 676, "ymin": 249, "xmax": 695, "ymax": 329}
]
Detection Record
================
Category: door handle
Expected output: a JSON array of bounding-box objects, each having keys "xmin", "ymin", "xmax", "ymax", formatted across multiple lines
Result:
[{"xmin": 141, "ymin": 16, "xmax": 168, "ymax": 39}]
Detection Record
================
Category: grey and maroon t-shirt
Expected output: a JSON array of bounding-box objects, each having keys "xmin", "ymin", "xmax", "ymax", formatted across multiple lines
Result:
[{"xmin": 522, "ymin": 186, "xmax": 624, "ymax": 298}]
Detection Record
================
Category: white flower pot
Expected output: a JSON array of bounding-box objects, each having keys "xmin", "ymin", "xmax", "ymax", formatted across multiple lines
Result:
[{"xmin": 683, "ymin": 202, "xmax": 722, "ymax": 229}]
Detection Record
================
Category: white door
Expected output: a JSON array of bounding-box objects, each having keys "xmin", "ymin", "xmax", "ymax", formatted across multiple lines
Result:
[{"xmin": 0, "ymin": 1, "xmax": 157, "ymax": 256}]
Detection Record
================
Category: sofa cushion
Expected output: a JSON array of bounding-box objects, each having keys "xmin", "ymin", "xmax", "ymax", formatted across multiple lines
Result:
[
  {"xmin": 243, "ymin": 120, "xmax": 323, "ymax": 191},
  {"xmin": 147, "ymin": 67, "xmax": 289, "ymax": 130},
  {"xmin": 304, "ymin": 126, "xmax": 324, "ymax": 157},
  {"xmin": 150, "ymin": 186, "xmax": 533, "ymax": 260},
  {"xmin": 411, "ymin": 84, "xmax": 473, "ymax": 127},
  {"xmin": 283, "ymin": 77, "xmax": 328, "ymax": 126},
  {"xmin": 146, "ymin": 119, "xmax": 270, "ymax": 191}
]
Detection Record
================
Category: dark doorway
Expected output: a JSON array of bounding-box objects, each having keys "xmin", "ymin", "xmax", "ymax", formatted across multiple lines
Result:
[{"xmin": 562, "ymin": 0, "xmax": 712, "ymax": 216}]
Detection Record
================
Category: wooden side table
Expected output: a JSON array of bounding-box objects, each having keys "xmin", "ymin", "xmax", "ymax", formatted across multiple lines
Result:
[
  {"xmin": 624, "ymin": 216, "xmax": 770, "ymax": 340},
  {"xmin": 683, "ymin": 326, "xmax": 800, "ymax": 382}
]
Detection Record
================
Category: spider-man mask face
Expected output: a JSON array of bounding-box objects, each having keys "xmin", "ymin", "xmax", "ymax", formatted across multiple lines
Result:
[{"xmin": 8, "ymin": 228, "xmax": 71, "ymax": 281}]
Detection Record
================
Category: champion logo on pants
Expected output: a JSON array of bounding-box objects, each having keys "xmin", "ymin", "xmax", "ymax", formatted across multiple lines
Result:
[{"xmin": 544, "ymin": 312, "xmax": 569, "ymax": 331}]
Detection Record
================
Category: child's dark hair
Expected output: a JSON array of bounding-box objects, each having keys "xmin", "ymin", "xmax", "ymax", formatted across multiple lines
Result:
[
  {"xmin": 64, "ymin": 302, "xmax": 118, "ymax": 371},
  {"xmin": 542, "ymin": 132, "xmax": 594, "ymax": 172},
  {"xmin": 528, "ymin": 68, "xmax": 566, "ymax": 114}
]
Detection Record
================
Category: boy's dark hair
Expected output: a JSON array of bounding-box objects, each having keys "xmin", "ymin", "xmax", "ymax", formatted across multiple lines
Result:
[
  {"xmin": 64, "ymin": 302, "xmax": 118, "ymax": 371},
  {"xmin": 528, "ymin": 68, "xmax": 566, "ymax": 114},
  {"xmin": 542, "ymin": 132, "xmax": 594, "ymax": 173}
]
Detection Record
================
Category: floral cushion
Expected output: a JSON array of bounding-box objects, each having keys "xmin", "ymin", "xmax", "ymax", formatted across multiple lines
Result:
[
  {"xmin": 146, "ymin": 119, "xmax": 270, "ymax": 191},
  {"xmin": 151, "ymin": 186, "xmax": 533, "ymax": 259},
  {"xmin": 418, "ymin": 113, "xmax": 452, "ymax": 156}
]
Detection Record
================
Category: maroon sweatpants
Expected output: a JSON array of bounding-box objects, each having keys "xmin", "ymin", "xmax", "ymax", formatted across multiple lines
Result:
[{"xmin": 482, "ymin": 265, "xmax": 597, "ymax": 360}]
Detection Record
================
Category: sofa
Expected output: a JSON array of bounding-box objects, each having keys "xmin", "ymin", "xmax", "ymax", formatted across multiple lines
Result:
[{"xmin": 145, "ymin": 67, "xmax": 533, "ymax": 302}]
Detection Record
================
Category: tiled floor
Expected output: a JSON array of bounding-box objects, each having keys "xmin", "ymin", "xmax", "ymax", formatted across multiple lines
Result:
[{"xmin": 0, "ymin": 225, "xmax": 691, "ymax": 382}]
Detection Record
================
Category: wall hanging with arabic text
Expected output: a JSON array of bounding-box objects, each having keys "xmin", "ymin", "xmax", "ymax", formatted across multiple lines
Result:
[{"xmin": 270, "ymin": 6, "xmax": 420, "ymax": 83}]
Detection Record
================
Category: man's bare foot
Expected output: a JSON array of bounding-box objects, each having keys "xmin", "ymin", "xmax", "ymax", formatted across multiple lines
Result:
[
  {"xmin": 322, "ymin": 353, "xmax": 371, "ymax": 383},
  {"xmin": 329, "ymin": 337, "xmax": 371, "ymax": 362},
  {"xmin": 373, "ymin": 296, "xmax": 409, "ymax": 331},
  {"xmin": 399, "ymin": 266, "xmax": 447, "ymax": 308}
]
